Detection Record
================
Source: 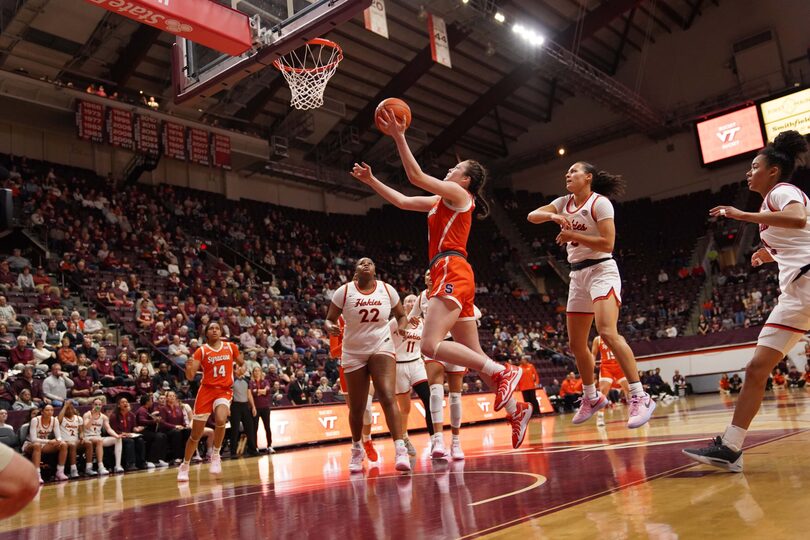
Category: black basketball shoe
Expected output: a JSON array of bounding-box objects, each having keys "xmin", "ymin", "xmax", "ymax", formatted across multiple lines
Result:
[{"xmin": 682, "ymin": 436, "xmax": 743, "ymax": 473}]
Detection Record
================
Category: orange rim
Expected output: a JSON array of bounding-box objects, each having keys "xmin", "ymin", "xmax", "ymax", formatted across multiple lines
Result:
[{"xmin": 273, "ymin": 38, "xmax": 344, "ymax": 74}]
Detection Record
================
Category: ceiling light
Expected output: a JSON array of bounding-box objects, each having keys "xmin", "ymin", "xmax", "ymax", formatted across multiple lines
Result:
[
  {"xmin": 494, "ymin": 12, "xmax": 505, "ymax": 23},
  {"xmin": 557, "ymin": 147, "xmax": 566, "ymax": 156}
]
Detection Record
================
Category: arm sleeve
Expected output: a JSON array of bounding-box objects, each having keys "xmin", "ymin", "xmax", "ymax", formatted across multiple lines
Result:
[
  {"xmin": 592, "ymin": 196, "xmax": 615, "ymax": 222},
  {"xmin": 550, "ymin": 196, "xmax": 567, "ymax": 213},
  {"xmin": 768, "ymin": 185, "xmax": 806, "ymax": 211}
]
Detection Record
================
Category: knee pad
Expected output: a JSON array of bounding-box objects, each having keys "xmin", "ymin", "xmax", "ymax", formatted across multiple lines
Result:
[
  {"xmin": 430, "ymin": 384, "xmax": 444, "ymax": 425},
  {"xmin": 449, "ymin": 392, "xmax": 462, "ymax": 429}
]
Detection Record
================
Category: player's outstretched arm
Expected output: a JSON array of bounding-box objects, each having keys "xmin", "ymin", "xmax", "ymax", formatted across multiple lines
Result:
[
  {"xmin": 351, "ymin": 162, "xmax": 438, "ymax": 212},
  {"xmin": 528, "ymin": 203, "xmax": 571, "ymax": 228}
]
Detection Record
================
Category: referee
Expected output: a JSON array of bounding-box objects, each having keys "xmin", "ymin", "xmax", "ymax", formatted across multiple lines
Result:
[{"xmin": 229, "ymin": 365, "xmax": 258, "ymax": 457}]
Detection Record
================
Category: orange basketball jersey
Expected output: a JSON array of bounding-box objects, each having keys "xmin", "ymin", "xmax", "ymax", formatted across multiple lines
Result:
[
  {"xmin": 194, "ymin": 341, "xmax": 239, "ymax": 388},
  {"xmin": 597, "ymin": 336, "xmax": 619, "ymax": 367},
  {"xmin": 427, "ymin": 193, "xmax": 474, "ymax": 260}
]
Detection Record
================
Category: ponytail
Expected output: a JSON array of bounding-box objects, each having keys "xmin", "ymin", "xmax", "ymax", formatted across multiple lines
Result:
[
  {"xmin": 579, "ymin": 162, "xmax": 625, "ymax": 199},
  {"xmin": 463, "ymin": 160, "xmax": 491, "ymax": 220},
  {"xmin": 759, "ymin": 130, "xmax": 808, "ymax": 180}
]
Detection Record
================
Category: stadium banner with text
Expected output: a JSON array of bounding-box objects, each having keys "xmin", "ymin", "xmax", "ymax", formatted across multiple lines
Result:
[
  {"xmin": 107, "ymin": 107, "xmax": 135, "ymax": 150},
  {"xmin": 363, "ymin": 0, "xmax": 389, "ymax": 38},
  {"xmin": 83, "ymin": 0, "xmax": 252, "ymax": 56},
  {"xmin": 695, "ymin": 105, "xmax": 763, "ymax": 165},
  {"xmin": 428, "ymin": 13, "xmax": 452, "ymax": 68},
  {"xmin": 212, "ymin": 133, "xmax": 232, "ymax": 169},
  {"xmin": 261, "ymin": 390, "xmax": 551, "ymax": 449},
  {"xmin": 760, "ymin": 87, "xmax": 810, "ymax": 142},
  {"xmin": 163, "ymin": 121, "xmax": 187, "ymax": 161},
  {"xmin": 187, "ymin": 128, "xmax": 210, "ymax": 166},
  {"xmin": 76, "ymin": 100, "xmax": 105, "ymax": 143},
  {"xmin": 135, "ymin": 115, "xmax": 161, "ymax": 156}
]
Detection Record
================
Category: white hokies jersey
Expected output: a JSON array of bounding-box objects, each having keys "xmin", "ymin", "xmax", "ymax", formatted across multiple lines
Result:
[
  {"xmin": 30, "ymin": 416, "xmax": 60, "ymax": 442},
  {"xmin": 389, "ymin": 318, "xmax": 423, "ymax": 362},
  {"xmin": 333, "ymin": 280, "xmax": 399, "ymax": 355},
  {"xmin": 550, "ymin": 192, "xmax": 614, "ymax": 264},
  {"xmin": 84, "ymin": 413, "xmax": 107, "ymax": 438},
  {"xmin": 60, "ymin": 415, "xmax": 83, "ymax": 442},
  {"xmin": 759, "ymin": 183, "xmax": 810, "ymax": 292}
]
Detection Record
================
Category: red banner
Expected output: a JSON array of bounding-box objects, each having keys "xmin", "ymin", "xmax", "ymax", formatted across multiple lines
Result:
[
  {"xmin": 187, "ymin": 128, "xmax": 210, "ymax": 166},
  {"xmin": 107, "ymin": 108, "xmax": 134, "ymax": 150},
  {"xmin": 263, "ymin": 390, "xmax": 552, "ymax": 449},
  {"xmin": 163, "ymin": 121, "xmax": 186, "ymax": 161},
  {"xmin": 135, "ymin": 115, "xmax": 160, "ymax": 156},
  {"xmin": 83, "ymin": 0, "xmax": 251, "ymax": 56},
  {"xmin": 211, "ymin": 133, "xmax": 231, "ymax": 170},
  {"xmin": 76, "ymin": 100, "xmax": 105, "ymax": 143}
]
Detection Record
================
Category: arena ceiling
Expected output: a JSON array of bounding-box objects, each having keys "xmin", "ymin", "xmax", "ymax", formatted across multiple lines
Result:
[{"xmin": 0, "ymin": 0, "xmax": 716, "ymax": 177}]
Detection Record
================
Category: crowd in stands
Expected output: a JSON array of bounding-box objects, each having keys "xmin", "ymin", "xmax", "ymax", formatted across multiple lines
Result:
[{"xmin": 2, "ymin": 153, "xmax": 810, "ymax": 481}]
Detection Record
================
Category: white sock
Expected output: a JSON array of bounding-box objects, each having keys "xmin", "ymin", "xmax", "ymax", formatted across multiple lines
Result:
[
  {"xmin": 394, "ymin": 439, "xmax": 405, "ymax": 449},
  {"xmin": 722, "ymin": 425, "xmax": 747, "ymax": 452},
  {"xmin": 628, "ymin": 381, "xmax": 645, "ymax": 398},
  {"xmin": 57, "ymin": 465, "xmax": 64, "ymax": 473},
  {"xmin": 452, "ymin": 434, "xmax": 460, "ymax": 444},
  {"xmin": 213, "ymin": 446, "xmax": 221, "ymax": 456},
  {"xmin": 504, "ymin": 398, "xmax": 517, "ymax": 416},
  {"xmin": 584, "ymin": 383, "xmax": 598, "ymax": 401},
  {"xmin": 362, "ymin": 433, "xmax": 371, "ymax": 442},
  {"xmin": 352, "ymin": 440, "xmax": 362, "ymax": 449},
  {"xmin": 430, "ymin": 384, "xmax": 444, "ymax": 424},
  {"xmin": 449, "ymin": 392, "xmax": 462, "ymax": 429},
  {"xmin": 482, "ymin": 359, "xmax": 505, "ymax": 376}
]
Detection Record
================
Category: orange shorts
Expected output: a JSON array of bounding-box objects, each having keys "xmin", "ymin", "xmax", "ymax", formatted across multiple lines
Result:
[
  {"xmin": 429, "ymin": 256, "xmax": 476, "ymax": 320},
  {"xmin": 193, "ymin": 385, "xmax": 233, "ymax": 420},
  {"xmin": 599, "ymin": 362, "xmax": 627, "ymax": 384},
  {"xmin": 339, "ymin": 366, "xmax": 347, "ymax": 393}
]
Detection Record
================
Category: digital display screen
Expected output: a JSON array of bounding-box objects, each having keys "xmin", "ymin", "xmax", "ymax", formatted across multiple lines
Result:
[
  {"xmin": 696, "ymin": 105, "xmax": 764, "ymax": 165},
  {"xmin": 760, "ymin": 87, "xmax": 810, "ymax": 142}
]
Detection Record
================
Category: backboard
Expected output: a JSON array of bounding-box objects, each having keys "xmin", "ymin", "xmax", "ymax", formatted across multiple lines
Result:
[{"xmin": 172, "ymin": 0, "xmax": 370, "ymax": 105}]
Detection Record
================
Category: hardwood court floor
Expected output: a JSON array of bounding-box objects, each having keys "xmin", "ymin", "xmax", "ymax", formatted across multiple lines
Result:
[{"xmin": 2, "ymin": 390, "xmax": 809, "ymax": 539}]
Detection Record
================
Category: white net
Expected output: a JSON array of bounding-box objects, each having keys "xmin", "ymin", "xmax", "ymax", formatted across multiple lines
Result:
[{"xmin": 273, "ymin": 39, "xmax": 343, "ymax": 110}]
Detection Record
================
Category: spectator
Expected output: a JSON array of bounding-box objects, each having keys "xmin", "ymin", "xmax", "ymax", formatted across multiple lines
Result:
[
  {"xmin": 83, "ymin": 310, "xmax": 104, "ymax": 340},
  {"xmin": 672, "ymin": 370, "xmax": 687, "ymax": 395},
  {"xmin": 517, "ymin": 355, "xmax": 541, "ymax": 416},
  {"xmin": 135, "ymin": 395, "xmax": 168, "ymax": 467},
  {"xmin": 108, "ymin": 398, "xmax": 153, "ymax": 471},
  {"xmin": 133, "ymin": 352, "xmax": 155, "ymax": 378},
  {"xmin": 729, "ymin": 374, "xmax": 743, "ymax": 393},
  {"xmin": 6, "ymin": 249, "xmax": 31, "ymax": 272},
  {"xmin": 772, "ymin": 369, "xmax": 787, "ymax": 390},
  {"xmin": 93, "ymin": 347, "xmax": 116, "ymax": 387},
  {"xmin": 71, "ymin": 365, "xmax": 102, "ymax": 405},
  {"xmin": 287, "ymin": 369, "xmax": 310, "ymax": 405},
  {"xmin": 474, "ymin": 379, "xmax": 485, "ymax": 393},
  {"xmin": 249, "ymin": 366, "xmax": 273, "ymax": 454},
  {"xmin": 32, "ymin": 338, "xmax": 55, "ymax": 367},
  {"xmin": 76, "ymin": 337, "xmax": 98, "ymax": 362},
  {"xmin": 657, "ymin": 269, "xmax": 669, "ymax": 283},
  {"xmin": 158, "ymin": 391, "xmax": 190, "ymax": 464},
  {"xmin": 11, "ymin": 365, "xmax": 44, "ymax": 407},
  {"xmin": 11, "ymin": 336, "xmax": 38, "ymax": 371},
  {"xmin": 559, "ymin": 372, "xmax": 582, "ymax": 412},
  {"xmin": 16, "ymin": 266, "xmax": 35, "ymax": 292},
  {"xmin": 42, "ymin": 363, "xmax": 77, "ymax": 407},
  {"xmin": 13, "ymin": 388, "xmax": 37, "ymax": 411},
  {"xmin": 43, "ymin": 320, "xmax": 63, "ymax": 349},
  {"xmin": 113, "ymin": 351, "xmax": 135, "ymax": 386},
  {"xmin": 0, "ymin": 408, "xmax": 19, "ymax": 450},
  {"xmin": 718, "ymin": 374, "xmax": 731, "ymax": 395},
  {"xmin": 56, "ymin": 336, "xmax": 79, "ymax": 371},
  {"xmin": 0, "ymin": 297, "xmax": 19, "ymax": 330},
  {"xmin": 152, "ymin": 363, "xmax": 177, "ymax": 391},
  {"xmin": 697, "ymin": 315, "xmax": 709, "ymax": 335}
]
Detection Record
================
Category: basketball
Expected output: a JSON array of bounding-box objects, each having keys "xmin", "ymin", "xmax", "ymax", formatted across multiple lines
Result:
[{"xmin": 374, "ymin": 98, "xmax": 411, "ymax": 132}]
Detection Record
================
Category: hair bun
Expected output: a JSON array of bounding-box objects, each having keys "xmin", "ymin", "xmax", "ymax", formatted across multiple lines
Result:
[{"xmin": 772, "ymin": 130, "xmax": 808, "ymax": 159}]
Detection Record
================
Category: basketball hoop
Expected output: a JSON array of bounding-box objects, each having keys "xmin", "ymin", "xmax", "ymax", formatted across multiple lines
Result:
[{"xmin": 273, "ymin": 38, "xmax": 343, "ymax": 110}]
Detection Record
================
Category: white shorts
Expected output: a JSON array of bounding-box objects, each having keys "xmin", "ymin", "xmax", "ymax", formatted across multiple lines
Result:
[
  {"xmin": 758, "ymin": 279, "xmax": 810, "ymax": 354},
  {"xmin": 567, "ymin": 259, "xmax": 622, "ymax": 314},
  {"xmin": 395, "ymin": 359, "xmax": 428, "ymax": 394},
  {"xmin": 342, "ymin": 341, "xmax": 396, "ymax": 374}
]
